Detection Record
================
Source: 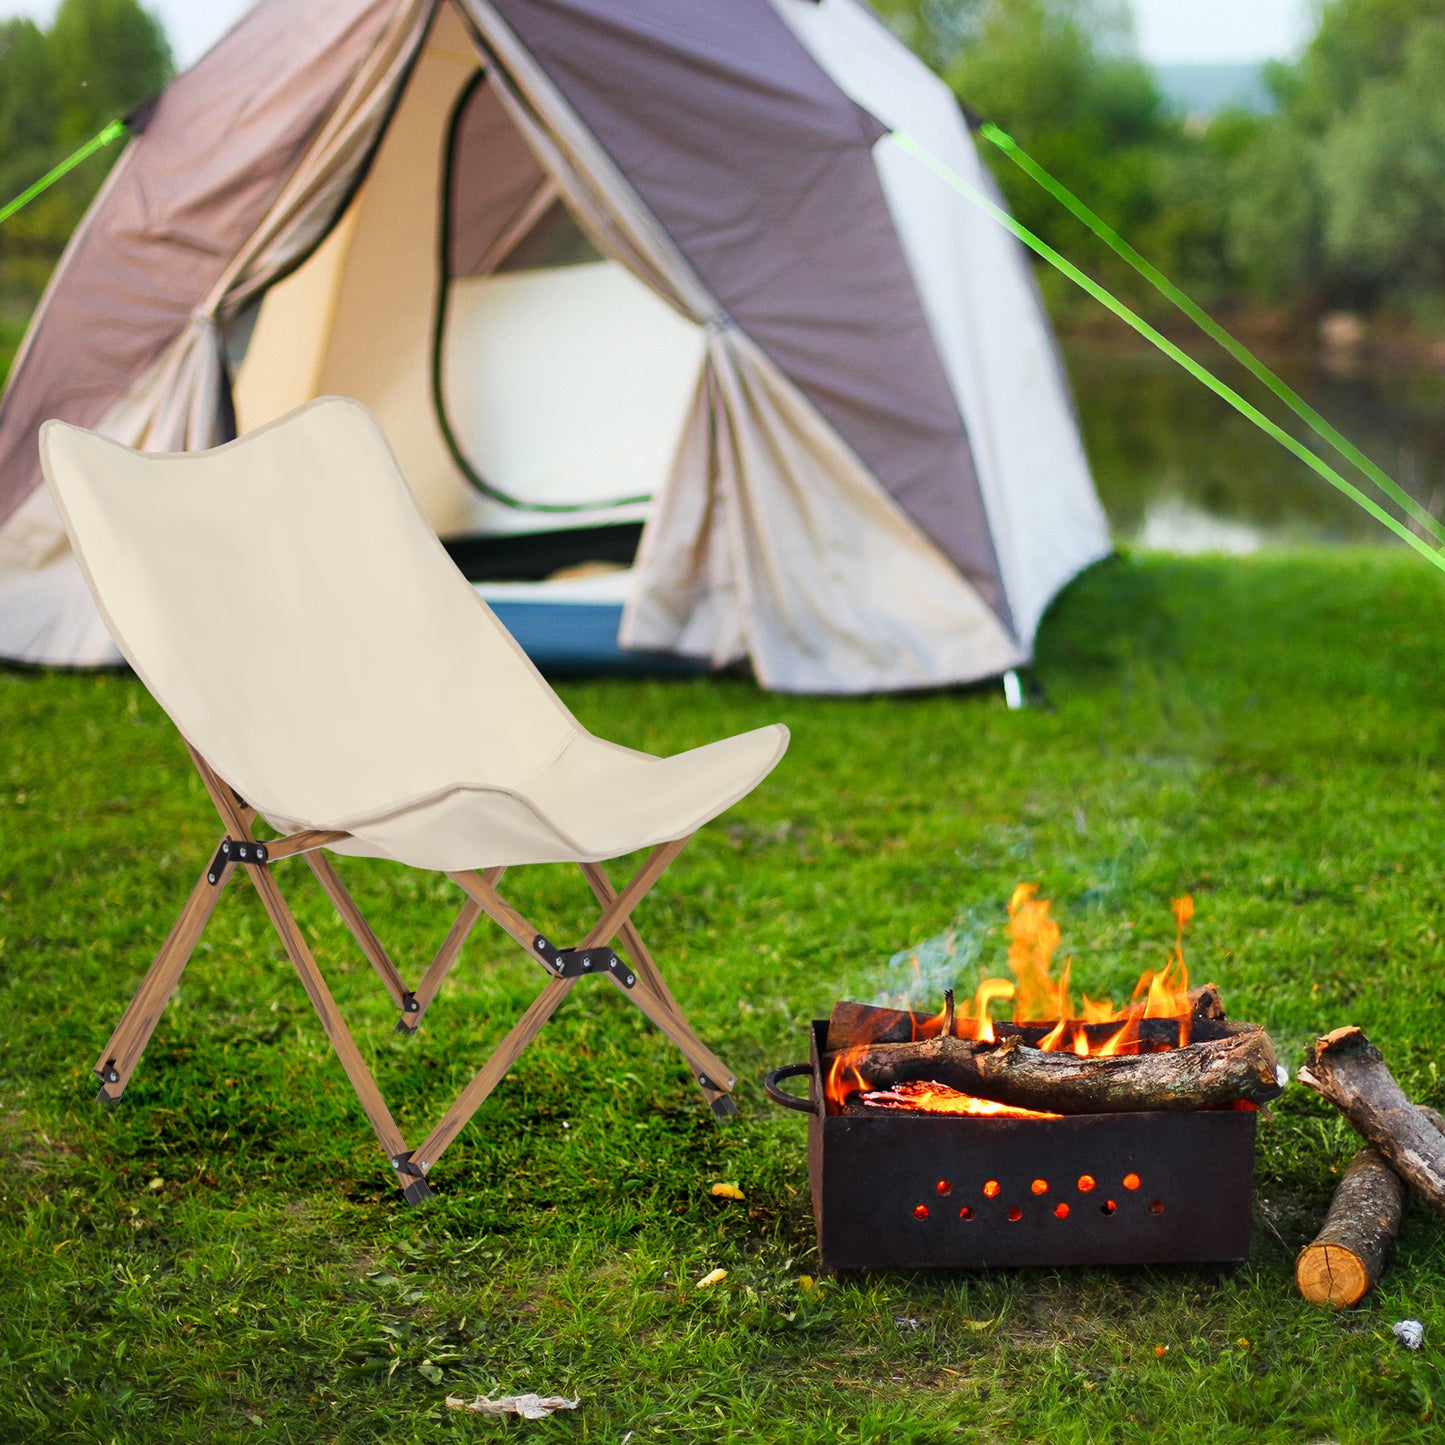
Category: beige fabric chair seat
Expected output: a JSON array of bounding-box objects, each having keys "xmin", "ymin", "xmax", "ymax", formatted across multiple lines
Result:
[
  {"xmin": 41, "ymin": 396, "xmax": 787, "ymax": 870},
  {"xmin": 293, "ymin": 727, "xmax": 789, "ymax": 871},
  {"xmin": 40, "ymin": 396, "xmax": 787, "ymax": 1200}
]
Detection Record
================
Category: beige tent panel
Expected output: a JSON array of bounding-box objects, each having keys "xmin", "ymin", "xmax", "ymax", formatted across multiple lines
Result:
[
  {"xmin": 236, "ymin": 3, "xmax": 479, "ymax": 535},
  {"xmin": 232, "ymin": 204, "xmax": 361, "ymax": 435},
  {"xmin": 235, "ymin": 1, "xmax": 701, "ymax": 544}
]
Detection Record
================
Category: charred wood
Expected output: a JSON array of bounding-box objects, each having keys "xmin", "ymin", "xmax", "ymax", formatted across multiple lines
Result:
[
  {"xmin": 826, "ymin": 1022, "xmax": 1282, "ymax": 1114},
  {"xmin": 1298, "ymin": 1026, "xmax": 1445, "ymax": 1217},
  {"xmin": 825, "ymin": 983, "xmax": 1229, "ymax": 1053}
]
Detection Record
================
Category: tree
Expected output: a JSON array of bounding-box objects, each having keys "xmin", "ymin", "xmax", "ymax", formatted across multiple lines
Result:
[
  {"xmin": 47, "ymin": 0, "xmax": 173, "ymax": 144},
  {"xmin": 1221, "ymin": 0, "xmax": 1445, "ymax": 311},
  {"xmin": 1274, "ymin": 0, "xmax": 1442, "ymax": 134},
  {"xmin": 942, "ymin": 1, "xmax": 1177, "ymax": 307},
  {"xmin": 1224, "ymin": 123, "xmax": 1323, "ymax": 303},
  {"xmin": 0, "ymin": 19, "xmax": 60, "ymax": 160},
  {"xmin": 1316, "ymin": 18, "xmax": 1445, "ymax": 291},
  {"xmin": 0, "ymin": 0, "xmax": 172, "ymax": 309},
  {"xmin": 871, "ymin": 0, "xmax": 986, "ymax": 71}
]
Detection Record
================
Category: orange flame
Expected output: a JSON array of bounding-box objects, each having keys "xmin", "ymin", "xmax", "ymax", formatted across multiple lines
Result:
[
  {"xmin": 1007, "ymin": 883, "xmax": 1070, "ymax": 1022},
  {"xmin": 826, "ymin": 890, "xmax": 1200, "ymax": 1114}
]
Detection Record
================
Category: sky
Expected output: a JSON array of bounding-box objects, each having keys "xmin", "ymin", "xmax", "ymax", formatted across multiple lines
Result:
[{"xmin": 1, "ymin": 0, "xmax": 1318, "ymax": 70}]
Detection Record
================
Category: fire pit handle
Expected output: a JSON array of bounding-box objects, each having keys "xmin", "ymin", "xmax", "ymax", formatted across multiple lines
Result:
[{"xmin": 764, "ymin": 1063, "xmax": 819, "ymax": 1115}]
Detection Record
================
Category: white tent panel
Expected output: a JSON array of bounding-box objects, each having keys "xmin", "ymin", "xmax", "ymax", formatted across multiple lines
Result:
[
  {"xmin": 441, "ymin": 259, "xmax": 704, "ymax": 520},
  {"xmin": 772, "ymin": 0, "xmax": 1111, "ymax": 644},
  {"xmin": 0, "ymin": 484, "xmax": 122, "ymax": 664}
]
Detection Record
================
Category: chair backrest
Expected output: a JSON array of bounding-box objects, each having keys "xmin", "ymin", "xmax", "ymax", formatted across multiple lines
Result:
[{"xmin": 40, "ymin": 397, "xmax": 579, "ymax": 827}]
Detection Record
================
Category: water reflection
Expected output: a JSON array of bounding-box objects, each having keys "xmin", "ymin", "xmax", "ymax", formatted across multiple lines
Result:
[{"xmin": 1063, "ymin": 336, "xmax": 1445, "ymax": 550}]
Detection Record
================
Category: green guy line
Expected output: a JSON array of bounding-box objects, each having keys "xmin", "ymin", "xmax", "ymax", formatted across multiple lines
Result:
[
  {"xmin": 891, "ymin": 130, "xmax": 1445, "ymax": 576},
  {"xmin": 0, "ymin": 119, "xmax": 126, "ymax": 228},
  {"xmin": 978, "ymin": 120, "xmax": 1445, "ymax": 550}
]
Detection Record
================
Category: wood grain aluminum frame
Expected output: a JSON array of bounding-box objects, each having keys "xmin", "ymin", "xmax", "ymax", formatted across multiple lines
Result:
[{"xmin": 90, "ymin": 747, "xmax": 738, "ymax": 1203}]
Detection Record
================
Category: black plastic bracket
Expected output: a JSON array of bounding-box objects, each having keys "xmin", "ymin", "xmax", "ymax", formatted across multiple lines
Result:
[
  {"xmin": 391, "ymin": 1151, "xmax": 435, "ymax": 1204},
  {"xmin": 94, "ymin": 1059, "xmax": 122, "ymax": 1105},
  {"xmin": 207, "ymin": 837, "xmax": 268, "ymax": 885},
  {"xmin": 530, "ymin": 935, "xmax": 635, "ymax": 988}
]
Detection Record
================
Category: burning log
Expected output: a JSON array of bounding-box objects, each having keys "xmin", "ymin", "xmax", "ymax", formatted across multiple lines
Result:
[
  {"xmin": 1295, "ymin": 1147, "xmax": 1405, "ymax": 1308},
  {"xmin": 828, "ymin": 1020, "xmax": 1283, "ymax": 1115},
  {"xmin": 825, "ymin": 983, "xmax": 1228, "ymax": 1053},
  {"xmin": 1298, "ymin": 1027, "xmax": 1445, "ymax": 1217}
]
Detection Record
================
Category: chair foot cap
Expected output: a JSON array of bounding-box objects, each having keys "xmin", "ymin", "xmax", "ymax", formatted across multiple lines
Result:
[
  {"xmin": 709, "ymin": 1093, "xmax": 739, "ymax": 1119},
  {"xmin": 393, "ymin": 1018, "xmax": 418, "ymax": 1036},
  {"xmin": 401, "ymin": 1177, "xmax": 436, "ymax": 1206},
  {"xmin": 95, "ymin": 1086, "xmax": 123, "ymax": 1107}
]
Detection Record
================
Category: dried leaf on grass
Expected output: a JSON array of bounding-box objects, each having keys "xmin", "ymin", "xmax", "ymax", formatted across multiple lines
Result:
[
  {"xmin": 445, "ymin": 1393, "xmax": 580, "ymax": 1419},
  {"xmin": 697, "ymin": 1267, "xmax": 728, "ymax": 1288},
  {"xmin": 710, "ymin": 1182, "xmax": 744, "ymax": 1200}
]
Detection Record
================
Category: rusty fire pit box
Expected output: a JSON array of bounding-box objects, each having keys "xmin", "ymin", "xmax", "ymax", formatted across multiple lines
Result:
[{"xmin": 766, "ymin": 1020, "xmax": 1257, "ymax": 1272}]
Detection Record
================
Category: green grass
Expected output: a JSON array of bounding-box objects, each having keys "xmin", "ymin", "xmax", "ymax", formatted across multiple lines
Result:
[{"xmin": 4, "ymin": 548, "xmax": 1445, "ymax": 1443}]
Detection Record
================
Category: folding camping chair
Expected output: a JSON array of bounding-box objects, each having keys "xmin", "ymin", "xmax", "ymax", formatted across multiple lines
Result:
[{"xmin": 39, "ymin": 396, "xmax": 788, "ymax": 1202}]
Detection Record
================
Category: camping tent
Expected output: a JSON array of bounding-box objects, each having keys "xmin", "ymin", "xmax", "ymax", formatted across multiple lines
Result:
[{"xmin": 0, "ymin": 0, "xmax": 1110, "ymax": 693}]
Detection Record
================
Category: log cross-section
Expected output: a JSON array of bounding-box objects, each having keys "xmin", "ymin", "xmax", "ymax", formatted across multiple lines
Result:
[{"xmin": 1295, "ymin": 1146, "xmax": 1406, "ymax": 1308}]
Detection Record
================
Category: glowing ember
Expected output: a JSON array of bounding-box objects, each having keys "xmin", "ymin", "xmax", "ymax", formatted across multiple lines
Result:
[{"xmin": 859, "ymin": 1081, "xmax": 1062, "ymax": 1119}]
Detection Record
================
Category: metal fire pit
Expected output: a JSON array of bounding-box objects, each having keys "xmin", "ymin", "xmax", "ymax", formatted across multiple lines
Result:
[{"xmin": 765, "ymin": 1020, "xmax": 1257, "ymax": 1272}]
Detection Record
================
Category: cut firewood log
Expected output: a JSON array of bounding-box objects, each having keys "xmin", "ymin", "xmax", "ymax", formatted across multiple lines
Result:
[
  {"xmin": 825, "ymin": 1021, "xmax": 1283, "ymax": 1114},
  {"xmin": 824, "ymin": 983, "xmax": 1229, "ymax": 1053},
  {"xmin": 1295, "ymin": 1147, "xmax": 1406, "ymax": 1308},
  {"xmin": 1298, "ymin": 1026, "xmax": 1445, "ymax": 1218}
]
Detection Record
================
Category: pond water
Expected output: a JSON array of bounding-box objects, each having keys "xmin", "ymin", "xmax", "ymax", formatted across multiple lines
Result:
[{"xmin": 1062, "ymin": 335, "xmax": 1445, "ymax": 552}]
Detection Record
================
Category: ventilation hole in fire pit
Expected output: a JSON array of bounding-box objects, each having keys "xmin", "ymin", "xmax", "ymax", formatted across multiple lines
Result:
[
  {"xmin": 936, "ymin": 1180, "xmax": 953, "ymax": 1197},
  {"xmin": 1101, "ymin": 1199, "xmax": 1117, "ymax": 1216},
  {"xmin": 913, "ymin": 1204, "xmax": 930, "ymax": 1221},
  {"xmin": 1054, "ymin": 1202, "xmax": 1070, "ymax": 1219},
  {"xmin": 983, "ymin": 1180, "xmax": 1001, "ymax": 1198},
  {"xmin": 1007, "ymin": 1206, "xmax": 1023, "ymax": 1222},
  {"xmin": 958, "ymin": 1206, "xmax": 974, "ymax": 1220},
  {"xmin": 1031, "ymin": 1179, "xmax": 1049, "ymax": 1195},
  {"xmin": 1077, "ymin": 1174, "xmax": 1096, "ymax": 1193},
  {"xmin": 1148, "ymin": 1199, "xmax": 1165, "ymax": 1215},
  {"xmin": 1123, "ymin": 1173, "xmax": 1141, "ymax": 1191}
]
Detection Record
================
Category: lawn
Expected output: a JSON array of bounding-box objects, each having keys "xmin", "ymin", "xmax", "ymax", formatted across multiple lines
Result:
[{"xmin": 3, "ymin": 548, "xmax": 1445, "ymax": 1443}]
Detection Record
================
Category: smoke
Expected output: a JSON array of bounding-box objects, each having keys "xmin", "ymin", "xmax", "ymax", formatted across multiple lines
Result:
[{"xmin": 869, "ymin": 909, "xmax": 995, "ymax": 1012}]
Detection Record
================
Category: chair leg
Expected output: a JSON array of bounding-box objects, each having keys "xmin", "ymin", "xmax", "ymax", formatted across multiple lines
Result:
[
  {"xmin": 240, "ymin": 863, "xmax": 429, "ymax": 1200},
  {"xmin": 398, "ymin": 866, "xmax": 504, "ymax": 1034},
  {"xmin": 406, "ymin": 974, "xmax": 577, "ymax": 1179},
  {"xmin": 305, "ymin": 852, "xmax": 413, "ymax": 1019},
  {"xmin": 94, "ymin": 843, "xmax": 235, "ymax": 1103},
  {"xmin": 613, "ymin": 969, "xmax": 739, "ymax": 1116},
  {"xmin": 579, "ymin": 861, "xmax": 738, "ymax": 1114},
  {"xmin": 443, "ymin": 840, "xmax": 739, "ymax": 1119}
]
